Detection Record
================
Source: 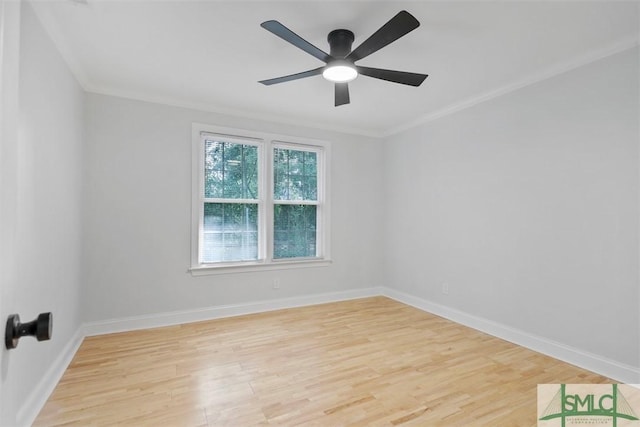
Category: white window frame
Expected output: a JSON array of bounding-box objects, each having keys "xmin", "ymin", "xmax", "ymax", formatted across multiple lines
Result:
[
  {"xmin": 271, "ymin": 141, "xmax": 327, "ymax": 262},
  {"xmin": 190, "ymin": 123, "xmax": 331, "ymax": 275}
]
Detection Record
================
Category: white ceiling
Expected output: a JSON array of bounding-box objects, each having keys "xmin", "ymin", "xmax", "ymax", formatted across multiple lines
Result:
[{"xmin": 31, "ymin": 1, "xmax": 639, "ymax": 136}]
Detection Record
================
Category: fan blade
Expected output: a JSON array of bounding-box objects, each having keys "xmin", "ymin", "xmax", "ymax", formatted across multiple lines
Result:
[
  {"xmin": 259, "ymin": 67, "xmax": 324, "ymax": 85},
  {"xmin": 335, "ymin": 83, "xmax": 350, "ymax": 106},
  {"xmin": 261, "ymin": 20, "xmax": 332, "ymax": 63},
  {"xmin": 357, "ymin": 66, "xmax": 428, "ymax": 86},
  {"xmin": 347, "ymin": 11, "xmax": 420, "ymax": 62}
]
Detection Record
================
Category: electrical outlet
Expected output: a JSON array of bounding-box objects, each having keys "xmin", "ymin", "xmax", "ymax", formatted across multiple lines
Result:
[
  {"xmin": 273, "ymin": 278, "xmax": 280, "ymax": 290},
  {"xmin": 442, "ymin": 282, "xmax": 449, "ymax": 295}
]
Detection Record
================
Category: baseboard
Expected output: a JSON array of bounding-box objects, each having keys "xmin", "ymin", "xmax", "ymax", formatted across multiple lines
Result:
[
  {"xmin": 84, "ymin": 287, "xmax": 383, "ymax": 337},
  {"xmin": 17, "ymin": 326, "xmax": 84, "ymax": 427},
  {"xmin": 22, "ymin": 285, "xmax": 639, "ymax": 427},
  {"xmin": 381, "ymin": 286, "xmax": 640, "ymax": 384}
]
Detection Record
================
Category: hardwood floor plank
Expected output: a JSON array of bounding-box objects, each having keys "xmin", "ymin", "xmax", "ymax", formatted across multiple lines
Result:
[{"xmin": 34, "ymin": 297, "xmax": 611, "ymax": 426}]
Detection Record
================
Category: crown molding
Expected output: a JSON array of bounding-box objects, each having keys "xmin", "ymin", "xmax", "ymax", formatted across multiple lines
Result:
[
  {"xmin": 384, "ymin": 36, "xmax": 640, "ymax": 137},
  {"xmin": 29, "ymin": 1, "xmax": 639, "ymax": 140},
  {"xmin": 28, "ymin": 1, "xmax": 380, "ymax": 138},
  {"xmin": 84, "ymin": 85, "xmax": 382, "ymax": 138},
  {"xmin": 75, "ymin": 34, "xmax": 640, "ymax": 140}
]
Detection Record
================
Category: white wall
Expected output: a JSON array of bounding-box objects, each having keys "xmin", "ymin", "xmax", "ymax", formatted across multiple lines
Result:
[
  {"xmin": 2, "ymin": 2, "xmax": 638, "ymax": 422},
  {"xmin": 0, "ymin": 2, "xmax": 85, "ymax": 425},
  {"xmin": 82, "ymin": 93, "xmax": 384, "ymax": 323},
  {"xmin": 383, "ymin": 48, "xmax": 639, "ymax": 369}
]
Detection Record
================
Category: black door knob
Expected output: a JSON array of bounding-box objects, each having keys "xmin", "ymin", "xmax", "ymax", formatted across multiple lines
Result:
[{"xmin": 5, "ymin": 312, "xmax": 53, "ymax": 349}]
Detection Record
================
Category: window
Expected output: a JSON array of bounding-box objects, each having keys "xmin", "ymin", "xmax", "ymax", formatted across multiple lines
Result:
[
  {"xmin": 202, "ymin": 139, "xmax": 260, "ymax": 263},
  {"xmin": 273, "ymin": 145, "xmax": 318, "ymax": 259},
  {"xmin": 191, "ymin": 124, "xmax": 330, "ymax": 273}
]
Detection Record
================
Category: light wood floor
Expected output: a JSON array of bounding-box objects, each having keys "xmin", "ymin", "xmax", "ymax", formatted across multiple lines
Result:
[{"xmin": 35, "ymin": 297, "xmax": 611, "ymax": 426}]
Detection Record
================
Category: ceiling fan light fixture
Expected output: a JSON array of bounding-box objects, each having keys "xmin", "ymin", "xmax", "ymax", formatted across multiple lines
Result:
[
  {"xmin": 322, "ymin": 62, "xmax": 357, "ymax": 83},
  {"xmin": 259, "ymin": 11, "xmax": 427, "ymax": 105}
]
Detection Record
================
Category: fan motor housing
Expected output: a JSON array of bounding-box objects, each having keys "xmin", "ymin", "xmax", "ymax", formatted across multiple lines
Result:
[{"xmin": 327, "ymin": 29, "xmax": 354, "ymax": 58}]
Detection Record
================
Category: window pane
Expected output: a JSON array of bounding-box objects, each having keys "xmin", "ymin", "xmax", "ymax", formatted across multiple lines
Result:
[
  {"xmin": 273, "ymin": 148, "xmax": 317, "ymax": 201},
  {"xmin": 273, "ymin": 204, "xmax": 316, "ymax": 259},
  {"xmin": 204, "ymin": 140, "xmax": 258, "ymax": 199},
  {"xmin": 203, "ymin": 203, "xmax": 258, "ymax": 262}
]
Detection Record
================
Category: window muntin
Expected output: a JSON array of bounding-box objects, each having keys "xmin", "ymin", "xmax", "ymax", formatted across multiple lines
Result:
[
  {"xmin": 204, "ymin": 140, "xmax": 258, "ymax": 199},
  {"xmin": 273, "ymin": 148, "xmax": 317, "ymax": 201},
  {"xmin": 192, "ymin": 125, "xmax": 329, "ymax": 272}
]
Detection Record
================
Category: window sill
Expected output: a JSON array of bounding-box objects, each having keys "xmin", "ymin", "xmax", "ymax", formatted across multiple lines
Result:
[{"xmin": 189, "ymin": 259, "xmax": 332, "ymax": 276}]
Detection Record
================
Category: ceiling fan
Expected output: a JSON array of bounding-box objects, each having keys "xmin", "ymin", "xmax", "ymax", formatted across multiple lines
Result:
[{"xmin": 259, "ymin": 10, "xmax": 428, "ymax": 107}]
